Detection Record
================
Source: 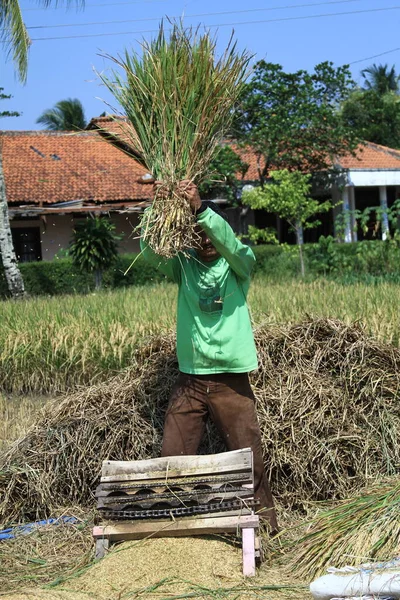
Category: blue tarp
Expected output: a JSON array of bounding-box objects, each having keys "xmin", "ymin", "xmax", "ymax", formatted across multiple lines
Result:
[{"xmin": 0, "ymin": 516, "xmax": 78, "ymax": 540}]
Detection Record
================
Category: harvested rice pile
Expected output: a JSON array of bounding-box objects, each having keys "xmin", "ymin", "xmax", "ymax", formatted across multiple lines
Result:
[
  {"xmin": 1, "ymin": 318, "xmax": 400, "ymax": 524},
  {"xmin": 0, "ymin": 535, "xmax": 309, "ymax": 600}
]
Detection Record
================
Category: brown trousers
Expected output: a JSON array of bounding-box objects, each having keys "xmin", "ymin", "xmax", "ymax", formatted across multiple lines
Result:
[{"xmin": 161, "ymin": 372, "xmax": 278, "ymax": 533}]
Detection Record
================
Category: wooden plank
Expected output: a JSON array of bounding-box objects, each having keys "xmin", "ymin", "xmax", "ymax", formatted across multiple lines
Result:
[
  {"xmin": 101, "ymin": 448, "xmax": 252, "ymax": 480},
  {"xmin": 242, "ymin": 528, "xmax": 256, "ymax": 577},
  {"xmin": 95, "ymin": 538, "xmax": 109, "ymax": 560},
  {"xmin": 96, "ymin": 475, "xmax": 253, "ymax": 495},
  {"xmin": 92, "ymin": 514, "xmax": 259, "ymax": 541},
  {"xmin": 101, "ymin": 464, "xmax": 251, "ymax": 483}
]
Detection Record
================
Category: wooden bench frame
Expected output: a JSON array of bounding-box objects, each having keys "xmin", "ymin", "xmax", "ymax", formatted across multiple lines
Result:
[{"xmin": 93, "ymin": 448, "xmax": 260, "ymax": 577}]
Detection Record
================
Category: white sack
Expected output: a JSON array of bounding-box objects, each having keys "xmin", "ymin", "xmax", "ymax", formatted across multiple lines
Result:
[{"xmin": 310, "ymin": 559, "xmax": 400, "ymax": 600}]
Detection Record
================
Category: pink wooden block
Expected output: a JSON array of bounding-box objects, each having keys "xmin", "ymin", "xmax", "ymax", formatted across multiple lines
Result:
[{"xmin": 242, "ymin": 527, "xmax": 256, "ymax": 577}]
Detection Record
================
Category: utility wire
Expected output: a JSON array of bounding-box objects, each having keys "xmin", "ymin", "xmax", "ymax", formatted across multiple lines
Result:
[
  {"xmin": 22, "ymin": 0, "xmax": 167, "ymax": 11},
  {"xmin": 23, "ymin": 0, "xmax": 364, "ymax": 29},
  {"xmin": 29, "ymin": 5, "xmax": 400, "ymax": 41},
  {"xmin": 349, "ymin": 46, "xmax": 400, "ymax": 65}
]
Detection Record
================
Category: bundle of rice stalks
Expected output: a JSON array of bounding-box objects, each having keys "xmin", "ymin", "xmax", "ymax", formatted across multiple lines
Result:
[
  {"xmin": 101, "ymin": 23, "xmax": 250, "ymax": 257},
  {"xmin": 292, "ymin": 478, "xmax": 400, "ymax": 578},
  {"xmin": 1, "ymin": 318, "xmax": 400, "ymax": 524}
]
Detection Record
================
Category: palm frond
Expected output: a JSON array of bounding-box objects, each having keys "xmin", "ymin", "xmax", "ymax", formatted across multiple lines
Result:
[{"xmin": 0, "ymin": 0, "xmax": 30, "ymax": 82}]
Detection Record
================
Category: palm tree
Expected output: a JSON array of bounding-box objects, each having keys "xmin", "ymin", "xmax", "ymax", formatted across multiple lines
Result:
[
  {"xmin": 0, "ymin": 90, "xmax": 25, "ymax": 298},
  {"xmin": 37, "ymin": 98, "xmax": 87, "ymax": 131},
  {"xmin": 1, "ymin": 0, "xmax": 83, "ymax": 83},
  {"xmin": 361, "ymin": 63, "xmax": 400, "ymax": 95},
  {"xmin": 1, "ymin": 1, "xmax": 84, "ymax": 298}
]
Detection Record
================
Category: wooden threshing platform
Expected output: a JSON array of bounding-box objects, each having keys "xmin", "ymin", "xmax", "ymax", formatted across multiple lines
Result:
[{"xmin": 93, "ymin": 448, "xmax": 261, "ymax": 576}]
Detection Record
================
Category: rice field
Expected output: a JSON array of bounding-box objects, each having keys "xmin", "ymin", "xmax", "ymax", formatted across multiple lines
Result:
[{"xmin": 0, "ymin": 278, "xmax": 399, "ymax": 394}]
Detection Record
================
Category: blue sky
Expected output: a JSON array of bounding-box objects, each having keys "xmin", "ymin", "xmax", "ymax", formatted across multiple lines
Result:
[{"xmin": 2, "ymin": 0, "xmax": 400, "ymax": 129}]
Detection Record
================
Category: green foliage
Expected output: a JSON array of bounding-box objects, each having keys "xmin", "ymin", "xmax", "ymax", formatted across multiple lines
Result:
[
  {"xmin": 341, "ymin": 89, "xmax": 400, "ymax": 148},
  {"xmin": 243, "ymin": 170, "xmax": 331, "ymax": 233},
  {"xmin": 36, "ymin": 98, "xmax": 87, "ymax": 131},
  {"xmin": 242, "ymin": 170, "xmax": 331, "ymax": 276},
  {"xmin": 247, "ymin": 225, "xmax": 278, "ymax": 245},
  {"xmin": 0, "ymin": 254, "xmax": 165, "ymax": 297},
  {"xmin": 1, "ymin": 0, "xmax": 84, "ymax": 82},
  {"xmin": 70, "ymin": 217, "xmax": 121, "ymax": 288},
  {"xmin": 308, "ymin": 236, "xmax": 400, "ymax": 279},
  {"xmin": 0, "ymin": 88, "xmax": 20, "ymax": 118},
  {"xmin": 235, "ymin": 61, "xmax": 359, "ymax": 180},
  {"xmin": 199, "ymin": 146, "xmax": 249, "ymax": 202},
  {"xmin": 361, "ymin": 63, "xmax": 399, "ymax": 94}
]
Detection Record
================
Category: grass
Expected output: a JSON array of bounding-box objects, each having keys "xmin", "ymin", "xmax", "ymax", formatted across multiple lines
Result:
[{"xmin": 0, "ymin": 278, "xmax": 399, "ymax": 394}]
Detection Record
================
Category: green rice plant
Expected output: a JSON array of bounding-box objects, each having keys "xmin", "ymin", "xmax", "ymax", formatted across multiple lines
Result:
[
  {"xmin": 101, "ymin": 22, "xmax": 251, "ymax": 257},
  {"xmin": 0, "ymin": 280, "xmax": 399, "ymax": 395},
  {"xmin": 292, "ymin": 478, "xmax": 400, "ymax": 579}
]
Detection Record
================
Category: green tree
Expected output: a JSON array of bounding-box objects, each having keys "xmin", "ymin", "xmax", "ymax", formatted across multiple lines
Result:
[
  {"xmin": 199, "ymin": 146, "xmax": 249, "ymax": 202},
  {"xmin": 0, "ymin": 88, "xmax": 25, "ymax": 298},
  {"xmin": 341, "ymin": 89, "xmax": 400, "ymax": 148},
  {"xmin": 37, "ymin": 98, "xmax": 87, "ymax": 131},
  {"xmin": 235, "ymin": 61, "xmax": 359, "ymax": 183},
  {"xmin": 242, "ymin": 170, "xmax": 331, "ymax": 277},
  {"xmin": 70, "ymin": 217, "xmax": 121, "ymax": 289},
  {"xmin": 361, "ymin": 63, "xmax": 399, "ymax": 95},
  {"xmin": 1, "ymin": 0, "xmax": 83, "ymax": 82}
]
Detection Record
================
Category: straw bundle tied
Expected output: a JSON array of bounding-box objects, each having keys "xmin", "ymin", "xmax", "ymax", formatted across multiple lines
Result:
[
  {"xmin": 101, "ymin": 23, "xmax": 251, "ymax": 257},
  {"xmin": 1, "ymin": 318, "xmax": 400, "ymax": 526},
  {"xmin": 293, "ymin": 478, "xmax": 400, "ymax": 578}
]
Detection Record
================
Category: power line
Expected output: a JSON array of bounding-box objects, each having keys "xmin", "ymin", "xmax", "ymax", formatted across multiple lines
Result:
[
  {"xmin": 22, "ymin": 0, "xmax": 167, "ymax": 11},
  {"xmin": 30, "ymin": 5, "xmax": 400, "ymax": 41},
  {"xmin": 24, "ymin": 0, "xmax": 363, "ymax": 30},
  {"xmin": 350, "ymin": 46, "xmax": 400, "ymax": 65}
]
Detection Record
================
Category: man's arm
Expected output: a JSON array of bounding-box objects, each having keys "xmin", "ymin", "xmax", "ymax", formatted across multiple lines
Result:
[{"xmin": 196, "ymin": 206, "xmax": 256, "ymax": 280}]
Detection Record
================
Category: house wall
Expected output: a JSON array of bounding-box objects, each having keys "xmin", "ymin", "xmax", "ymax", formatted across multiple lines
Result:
[
  {"xmin": 110, "ymin": 213, "xmax": 141, "ymax": 254},
  {"xmin": 11, "ymin": 215, "xmax": 74, "ymax": 261},
  {"xmin": 11, "ymin": 212, "xmax": 141, "ymax": 262}
]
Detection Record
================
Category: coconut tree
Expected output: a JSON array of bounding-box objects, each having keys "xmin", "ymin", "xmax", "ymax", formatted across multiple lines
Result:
[
  {"xmin": 361, "ymin": 63, "xmax": 400, "ymax": 95},
  {"xmin": 0, "ymin": 89, "xmax": 25, "ymax": 298},
  {"xmin": 37, "ymin": 98, "xmax": 87, "ymax": 131}
]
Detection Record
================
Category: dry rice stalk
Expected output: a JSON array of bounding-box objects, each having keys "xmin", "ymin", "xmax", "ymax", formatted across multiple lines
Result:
[
  {"xmin": 1, "ymin": 319, "xmax": 400, "ymax": 524},
  {"xmin": 101, "ymin": 23, "xmax": 251, "ymax": 257},
  {"xmin": 0, "ymin": 507, "xmax": 93, "ymax": 593},
  {"xmin": 291, "ymin": 477, "xmax": 400, "ymax": 579}
]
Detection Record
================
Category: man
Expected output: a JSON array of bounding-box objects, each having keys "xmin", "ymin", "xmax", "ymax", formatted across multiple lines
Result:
[{"xmin": 141, "ymin": 181, "xmax": 278, "ymax": 534}]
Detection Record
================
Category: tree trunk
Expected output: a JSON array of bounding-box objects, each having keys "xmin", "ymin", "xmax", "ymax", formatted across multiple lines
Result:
[
  {"xmin": 0, "ymin": 146, "xmax": 25, "ymax": 298},
  {"xmin": 95, "ymin": 269, "xmax": 102, "ymax": 290},
  {"xmin": 295, "ymin": 222, "xmax": 305, "ymax": 278}
]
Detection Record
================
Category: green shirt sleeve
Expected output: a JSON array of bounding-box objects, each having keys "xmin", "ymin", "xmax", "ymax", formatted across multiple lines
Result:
[
  {"xmin": 140, "ymin": 234, "xmax": 181, "ymax": 284},
  {"xmin": 196, "ymin": 207, "xmax": 256, "ymax": 280}
]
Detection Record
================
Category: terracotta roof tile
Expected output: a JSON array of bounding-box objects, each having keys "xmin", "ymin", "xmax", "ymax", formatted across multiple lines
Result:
[
  {"xmin": 337, "ymin": 142, "xmax": 400, "ymax": 170},
  {"xmin": 1, "ymin": 130, "xmax": 153, "ymax": 205},
  {"xmin": 86, "ymin": 115, "xmax": 138, "ymax": 152}
]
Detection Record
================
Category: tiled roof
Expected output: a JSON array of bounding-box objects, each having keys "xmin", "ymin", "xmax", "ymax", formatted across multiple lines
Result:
[
  {"xmin": 1, "ymin": 130, "xmax": 154, "ymax": 205},
  {"xmin": 86, "ymin": 115, "xmax": 138, "ymax": 153},
  {"xmin": 228, "ymin": 143, "xmax": 265, "ymax": 181},
  {"xmin": 337, "ymin": 142, "xmax": 400, "ymax": 170}
]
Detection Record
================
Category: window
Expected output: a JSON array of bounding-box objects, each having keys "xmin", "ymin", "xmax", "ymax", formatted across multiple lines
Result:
[{"xmin": 12, "ymin": 228, "xmax": 42, "ymax": 262}]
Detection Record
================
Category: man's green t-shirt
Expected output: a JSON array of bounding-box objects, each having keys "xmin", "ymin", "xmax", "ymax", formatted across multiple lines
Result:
[{"xmin": 140, "ymin": 207, "xmax": 258, "ymax": 374}]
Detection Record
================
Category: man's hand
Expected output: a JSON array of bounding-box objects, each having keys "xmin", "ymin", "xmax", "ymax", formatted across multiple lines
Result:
[
  {"xmin": 154, "ymin": 180, "xmax": 202, "ymax": 213},
  {"xmin": 178, "ymin": 180, "xmax": 202, "ymax": 213}
]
